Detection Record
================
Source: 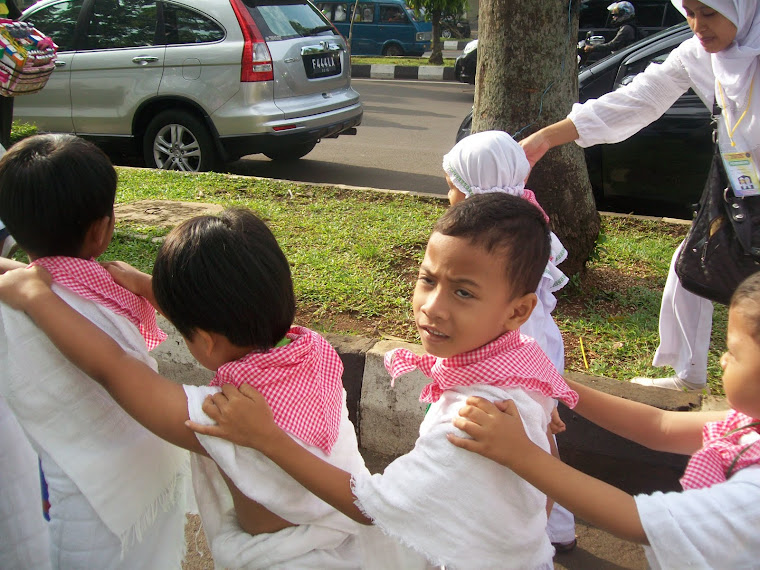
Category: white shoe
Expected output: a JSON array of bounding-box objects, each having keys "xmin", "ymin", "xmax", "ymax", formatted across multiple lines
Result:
[
  {"xmin": 0, "ymin": 235, "xmax": 16, "ymax": 258},
  {"xmin": 630, "ymin": 376, "xmax": 705, "ymax": 392}
]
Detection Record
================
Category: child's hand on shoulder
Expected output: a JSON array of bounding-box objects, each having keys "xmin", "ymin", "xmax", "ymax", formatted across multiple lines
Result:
[
  {"xmin": 186, "ymin": 383, "xmax": 284, "ymax": 454},
  {"xmin": 102, "ymin": 261, "xmax": 151, "ymax": 297},
  {"xmin": 0, "ymin": 266, "xmax": 53, "ymax": 311},
  {"xmin": 549, "ymin": 406, "xmax": 566, "ymax": 435},
  {"xmin": 448, "ymin": 396, "xmax": 535, "ymax": 468}
]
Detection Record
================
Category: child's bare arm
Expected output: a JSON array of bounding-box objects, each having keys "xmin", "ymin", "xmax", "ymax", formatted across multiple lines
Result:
[
  {"xmin": 187, "ymin": 384, "xmax": 372, "ymax": 525},
  {"xmin": 0, "ymin": 256, "xmax": 25, "ymax": 274},
  {"xmin": 102, "ymin": 261, "xmax": 161, "ymax": 313},
  {"xmin": 449, "ymin": 397, "xmax": 647, "ymax": 544},
  {"xmin": 566, "ymin": 379, "xmax": 725, "ymax": 455},
  {"xmin": 0, "ymin": 266, "xmax": 205, "ymax": 454}
]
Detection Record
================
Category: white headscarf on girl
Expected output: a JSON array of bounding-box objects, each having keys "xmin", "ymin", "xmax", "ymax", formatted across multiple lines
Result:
[
  {"xmin": 671, "ymin": 0, "xmax": 760, "ymax": 105},
  {"xmin": 442, "ymin": 130, "xmax": 531, "ymax": 198},
  {"xmin": 441, "ymin": 130, "xmax": 569, "ymax": 295}
]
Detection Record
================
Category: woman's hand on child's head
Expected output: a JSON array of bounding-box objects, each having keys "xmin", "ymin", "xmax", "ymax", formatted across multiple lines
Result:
[
  {"xmin": 549, "ymin": 406, "xmax": 566, "ymax": 435},
  {"xmin": 102, "ymin": 261, "xmax": 151, "ymax": 297},
  {"xmin": 185, "ymin": 383, "xmax": 283, "ymax": 453},
  {"xmin": 0, "ymin": 266, "xmax": 53, "ymax": 311},
  {"xmin": 447, "ymin": 396, "xmax": 533, "ymax": 468},
  {"xmin": 519, "ymin": 133, "xmax": 549, "ymax": 169}
]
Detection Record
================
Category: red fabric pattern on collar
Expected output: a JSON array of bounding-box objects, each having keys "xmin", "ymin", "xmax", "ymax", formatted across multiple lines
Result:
[
  {"xmin": 210, "ymin": 327, "xmax": 344, "ymax": 454},
  {"xmin": 30, "ymin": 257, "xmax": 166, "ymax": 350},
  {"xmin": 680, "ymin": 410, "xmax": 760, "ymax": 490},
  {"xmin": 384, "ymin": 329, "xmax": 578, "ymax": 407}
]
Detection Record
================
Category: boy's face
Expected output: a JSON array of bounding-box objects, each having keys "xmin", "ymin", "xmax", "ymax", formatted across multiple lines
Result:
[
  {"xmin": 720, "ymin": 303, "xmax": 760, "ymax": 418},
  {"xmin": 412, "ymin": 232, "xmax": 529, "ymax": 359}
]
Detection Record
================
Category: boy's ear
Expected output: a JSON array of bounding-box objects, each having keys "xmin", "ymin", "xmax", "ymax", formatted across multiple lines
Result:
[
  {"xmin": 504, "ymin": 292, "xmax": 537, "ymax": 330},
  {"xmin": 84, "ymin": 215, "xmax": 114, "ymax": 256},
  {"xmin": 194, "ymin": 329, "xmax": 216, "ymax": 358}
]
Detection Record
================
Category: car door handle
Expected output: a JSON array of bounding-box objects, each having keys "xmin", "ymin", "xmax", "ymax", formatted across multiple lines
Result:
[
  {"xmin": 132, "ymin": 56, "xmax": 159, "ymax": 65},
  {"xmin": 53, "ymin": 60, "xmax": 66, "ymax": 68}
]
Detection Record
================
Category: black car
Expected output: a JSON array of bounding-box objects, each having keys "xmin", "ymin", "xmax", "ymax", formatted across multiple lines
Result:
[
  {"xmin": 454, "ymin": 0, "xmax": 685, "ymax": 85},
  {"xmin": 456, "ymin": 23, "xmax": 712, "ymax": 217},
  {"xmin": 441, "ymin": 14, "xmax": 471, "ymax": 39}
]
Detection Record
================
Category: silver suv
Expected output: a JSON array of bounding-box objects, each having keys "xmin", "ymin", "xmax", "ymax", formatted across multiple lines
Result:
[{"xmin": 16, "ymin": 0, "xmax": 362, "ymax": 171}]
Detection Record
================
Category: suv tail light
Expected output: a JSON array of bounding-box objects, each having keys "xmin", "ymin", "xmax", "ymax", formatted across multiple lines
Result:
[{"xmin": 230, "ymin": 0, "xmax": 274, "ymax": 82}]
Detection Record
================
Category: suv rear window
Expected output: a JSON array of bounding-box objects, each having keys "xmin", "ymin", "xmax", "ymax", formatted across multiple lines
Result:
[{"xmin": 245, "ymin": 0, "xmax": 333, "ymax": 41}]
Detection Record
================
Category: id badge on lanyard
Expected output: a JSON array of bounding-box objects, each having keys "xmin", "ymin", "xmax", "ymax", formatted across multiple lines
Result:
[
  {"xmin": 721, "ymin": 151, "xmax": 760, "ymax": 197},
  {"xmin": 717, "ymin": 82, "xmax": 760, "ymax": 197}
]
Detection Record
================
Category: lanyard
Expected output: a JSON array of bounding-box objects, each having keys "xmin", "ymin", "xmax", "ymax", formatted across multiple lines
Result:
[{"xmin": 717, "ymin": 80, "xmax": 755, "ymax": 147}]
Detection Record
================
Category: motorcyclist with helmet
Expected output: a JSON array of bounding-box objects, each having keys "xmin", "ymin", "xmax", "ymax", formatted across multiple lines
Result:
[{"xmin": 583, "ymin": 2, "xmax": 638, "ymax": 56}]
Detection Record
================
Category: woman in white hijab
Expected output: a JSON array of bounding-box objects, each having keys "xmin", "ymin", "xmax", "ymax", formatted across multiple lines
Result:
[{"xmin": 522, "ymin": 0, "xmax": 760, "ymax": 392}]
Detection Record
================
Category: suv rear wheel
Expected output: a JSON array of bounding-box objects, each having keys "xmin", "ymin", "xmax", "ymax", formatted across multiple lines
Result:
[
  {"xmin": 263, "ymin": 141, "xmax": 317, "ymax": 161},
  {"xmin": 144, "ymin": 110, "xmax": 217, "ymax": 172}
]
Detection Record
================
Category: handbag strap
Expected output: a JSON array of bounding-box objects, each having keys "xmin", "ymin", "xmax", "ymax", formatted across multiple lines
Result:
[{"xmin": 713, "ymin": 102, "xmax": 760, "ymax": 259}]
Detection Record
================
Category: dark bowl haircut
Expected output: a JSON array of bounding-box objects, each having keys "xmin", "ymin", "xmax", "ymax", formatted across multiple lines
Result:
[
  {"xmin": 152, "ymin": 208, "xmax": 296, "ymax": 350},
  {"xmin": 0, "ymin": 134, "xmax": 116, "ymax": 257},
  {"xmin": 433, "ymin": 193, "xmax": 551, "ymax": 297}
]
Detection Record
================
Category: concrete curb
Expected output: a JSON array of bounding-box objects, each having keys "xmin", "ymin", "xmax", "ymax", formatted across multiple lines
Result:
[
  {"xmin": 153, "ymin": 315, "xmax": 714, "ymax": 493},
  {"xmin": 351, "ymin": 63, "xmax": 456, "ymax": 81}
]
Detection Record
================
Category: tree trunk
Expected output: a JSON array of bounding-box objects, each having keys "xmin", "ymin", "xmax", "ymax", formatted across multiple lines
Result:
[
  {"xmin": 429, "ymin": 11, "xmax": 444, "ymax": 65},
  {"xmin": 471, "ymin": 0, "xmax": 599, "ymax": 276}
]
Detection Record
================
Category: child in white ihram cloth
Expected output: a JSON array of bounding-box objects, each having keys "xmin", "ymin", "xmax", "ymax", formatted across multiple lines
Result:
[
  {"xmin": 184, "ymin": 193, "xmax": 580, "ymax": 569},
  {"xmin": 0, "ymin": 135, "xmax": 188, "ymax": 569},
  {"xmin": 443, "ymin": 130, "xmax": 576, "ymax": 550}
]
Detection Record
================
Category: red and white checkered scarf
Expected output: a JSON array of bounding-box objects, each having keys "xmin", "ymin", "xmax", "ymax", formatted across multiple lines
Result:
[
  {"xmin": 30, "ymin": 257, "xmax": 166, "ymax": 350},
  {"xmin": 209, "ymin": 326, "xmax": 344, "ymax": 454},
  {"xmin": 680, "ymin": 410, "xmax": 760, "ymax": 490},
  {"xmin": 384, "ymin": 329, "xmax": 578, "ymax": 406}
]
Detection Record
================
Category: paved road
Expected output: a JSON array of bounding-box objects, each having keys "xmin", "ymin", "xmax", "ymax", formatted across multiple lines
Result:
[{"xmin": 225, "ymin": 79, "xmax": 475, "ymax": 196}]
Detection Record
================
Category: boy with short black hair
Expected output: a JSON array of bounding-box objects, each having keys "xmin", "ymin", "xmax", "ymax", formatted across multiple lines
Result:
[
  {"xmin": 0, "ymin": 134, "xmax": 188, "ymax": 568},
  {"xmin": 183, "ymin": 193, "xmax": 579, "ymax": 569}
]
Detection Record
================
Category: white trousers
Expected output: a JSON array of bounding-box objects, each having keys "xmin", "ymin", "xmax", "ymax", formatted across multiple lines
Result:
[
  {"xmin": 0, "ymin": 395, "xmax": 52, "ymax": 570},
  {"xmin": 652, "ymin": 241, "xmax": 713, "ymax": 387}
]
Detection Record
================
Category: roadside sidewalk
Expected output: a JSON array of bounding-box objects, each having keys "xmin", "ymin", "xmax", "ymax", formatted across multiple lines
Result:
[{"xmin": 350, "ymin": 39, "xmax": 466, "ymax": 81}]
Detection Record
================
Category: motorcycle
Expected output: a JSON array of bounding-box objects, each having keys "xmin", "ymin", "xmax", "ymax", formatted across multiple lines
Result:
[{"xmin": 577, "ymin": 31, "xmax": 606, "ymax": 68}]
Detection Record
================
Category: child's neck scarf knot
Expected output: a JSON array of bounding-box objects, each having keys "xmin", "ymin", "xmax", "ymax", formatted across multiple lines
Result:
[{"xmin": 384, "ymin": 330, "xmax": 578, "ymax": 407}]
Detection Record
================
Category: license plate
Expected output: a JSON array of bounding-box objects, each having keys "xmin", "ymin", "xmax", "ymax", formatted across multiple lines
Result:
[{"xmin": 305, "ymin": 53, "xmax": 340, "ymax": 78}]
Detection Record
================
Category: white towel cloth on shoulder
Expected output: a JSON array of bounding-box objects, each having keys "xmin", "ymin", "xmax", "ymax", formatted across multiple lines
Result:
[
  {"xmin": 352, "ymin": 384, "xmax": 556, "ymax": 570},
  {"xmin": 185, "ymin": 384, "xmax": 367, "ymax": 568},
  {"xmin": 0, "ymin": 285, "xmax": 189, "ymax": 563}
]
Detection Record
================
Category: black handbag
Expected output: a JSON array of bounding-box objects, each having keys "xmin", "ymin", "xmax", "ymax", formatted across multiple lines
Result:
[{"xmin": 675, "ymin": 105, "xmax": 760, "ymax": 305}]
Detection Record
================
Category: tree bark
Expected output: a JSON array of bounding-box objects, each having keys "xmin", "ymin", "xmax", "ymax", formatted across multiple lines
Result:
[
  {"xmin": 429, "ymin": 11, "xmax": 444, "ymax": 65},
  {"xmin": 471, "ymin": 0, "xmax": 599, "ymax": 276}
]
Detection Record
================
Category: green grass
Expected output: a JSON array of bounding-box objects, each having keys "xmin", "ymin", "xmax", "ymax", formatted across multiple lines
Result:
[
  {"xmin": 351, "ymin": 56, "xmax": 456, "ymax": 66},
  {"xmin": 555, "ymin": 216, "xmax": 727, "ymax": 395},
  {"xmin": 4, "ymin": 149, "xmax": 726, "ymax": 395}
]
